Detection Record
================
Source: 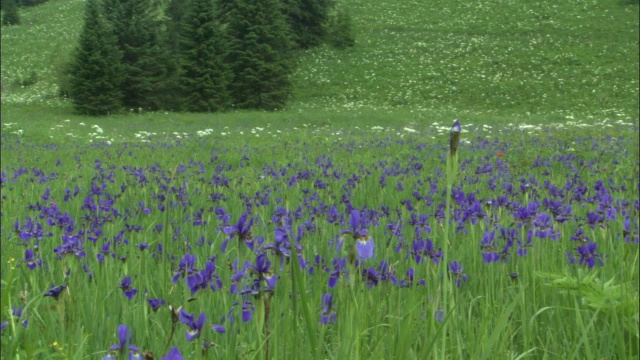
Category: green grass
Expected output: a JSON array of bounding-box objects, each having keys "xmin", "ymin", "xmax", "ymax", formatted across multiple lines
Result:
[
  {"xmin": 1, "ymin": 0, "xmax": 639, "ymax": 359},
  {"xmin": 0, "ymin": 119, "xmax": 638, "ymax": 359},
  {"xmin": 1, "ymin": 0, "xmax": 638, "ymax": 120}
]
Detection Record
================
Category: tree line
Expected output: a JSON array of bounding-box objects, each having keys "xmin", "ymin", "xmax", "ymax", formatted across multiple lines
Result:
[
  {"xmin": 65, "ymin": 0, "xmax": 354, "ymax": 115},
  {"xmin": 2, "ymin": 0, "xmax": 54, "ymax": 25}
]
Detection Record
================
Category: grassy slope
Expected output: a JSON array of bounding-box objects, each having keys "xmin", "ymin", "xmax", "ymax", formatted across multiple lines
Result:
[{"xmin": 0, "ymin": 0, "xmax": 638, "ymax": 127}]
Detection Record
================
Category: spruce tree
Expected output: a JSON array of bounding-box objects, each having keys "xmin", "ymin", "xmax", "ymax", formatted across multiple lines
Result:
[
  {"xmin": 69, "ymin": 0, "xmax": 124, "ymax": 115},
  {"xmin": 103, "ymin": 0, "xmax": 173, "ymax": 111},
  {"xmin": 179, "ymin": 0, "xmax": 230, "ymax": 112},
  {"xmin": 327, "ymin": 7, "xmax": 355, "ymax": 49},
  {"xmin": 215, "ymin": 0, "xmax": 235, "ymax": 21},
  {"xmin": 2, "ymin": 0, "xmax": 21, "ymax": 26},
  {"xmin": 159, "ymin": 0, "xmax": 188, "ymax": 111},
  {"xmin": 226, "ymin": 0, "xmax": 294, "ymax": 110},
  {"xmin": 284, "ymin": 0, "xmax": 333, "ymax": 49},
  {"xmin": 165, "ymin": 0, "xmax": 188, "ymax": 55}
]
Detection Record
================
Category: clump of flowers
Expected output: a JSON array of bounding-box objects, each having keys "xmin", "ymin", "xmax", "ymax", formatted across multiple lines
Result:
[{"xmin": 102, "ymin": 324, "xmax": 141, "ymax": 360}]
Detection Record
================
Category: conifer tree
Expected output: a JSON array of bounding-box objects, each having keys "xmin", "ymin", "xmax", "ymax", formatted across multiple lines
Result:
[
  {"xmin": 2, "ymin": 0, "xmax": 21, "ymax": 26},
  {"xmin": 225, "ymin": 0, "xmax": 294, "ymax": 110},
  {"xmin": 158, "ymin": 0, "xmax": 189, "ymax": 111},
  {"xmin": 69, "ymin": 0, "xmax": 124, "ymax": 115},
  {"xmin": 215, "ymin": 0, "xmax": 235, "ymax": 21},
  {"xmin": 327, "ymin": 7, "xmax": 355, "ymax": 49},
  {"xmin": 179, "ymin": 0, "xmax": 230, "ymax": 112},
  {"xmin": 165, "ymin": 0, "xmax": 188, "ymax": 55},
  {"xmin": 103, "ymin": 0, "xmax": 173, "ymax": 110},
  {"xmin": 284, "ymin": 0, "xmax": 333, "ymax": 49}
]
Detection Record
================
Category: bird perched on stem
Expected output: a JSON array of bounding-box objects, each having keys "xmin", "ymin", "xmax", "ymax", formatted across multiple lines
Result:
[{"xmin": 449, "ymin": 119, "xmax": 461, "ymax": 161}]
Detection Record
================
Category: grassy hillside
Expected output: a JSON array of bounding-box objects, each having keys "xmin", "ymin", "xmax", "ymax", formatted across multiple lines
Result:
[
  {"xmin": 1, "ymin": 2, "xmax": 639, "ymax": 359},
  {"xmin": 1, "ymin": 0, "xmax": 638, "ymax": 120}
]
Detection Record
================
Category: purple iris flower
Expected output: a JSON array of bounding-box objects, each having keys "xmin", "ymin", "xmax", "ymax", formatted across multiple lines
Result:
[
  {"xmin": 41, "ymin": 188, "xmax": 51, "ymax": 201},
  {"xmin": 378, "ymin": 260, "xmax": 398, "ymax": 284},
  {"xmin": 412, "ymin": 237, "xmax": 442, "ymax": 264},
  {"xmin": 1, "ymin": 321, "xmax": 7, "ymax": 333},
  {"xmin": 102, "ymin": 324, "xmax": 141, "ymax": 360},
  {"xmin": 44, "ymin": 284, "xmax": 67, "ymax": 300},
  {"xmin": 409, "ymin": 213, "xmax": 432, "ymax": 234},
  {"xmin": 513, "ymin": 202, "xmax": 539, "ymax": 224},
  {"xmin": 54, "ymin": 233, "xmax": 86, "ymax": 259},
  {"xmin": 532, "ymin": 212, "xmax": 559, "ymax": 240},
  {"xmin": 328, "ymin": 257, "xmax": 347, "ymax": 288},
  {"xmin": 211, "ymin": 323, "xmax": 226, "ymax": 333},
  {"xmin": 187, "ymin": 260, "xmax": 222, "ymax": 294},
  {"xmin": 448, "ymin": 261, "xmax": 468, "ymax": 288},
  {"xmin": 341, "ymin": 210, "xmax": 375, "ymax": 260},
  {"xmin": 222, "ymin": 212, "xmax": 254, "ymax": 252},
  {"xmin": 586, "ymin": 211, "xmax": 604, "ymax": 229},
  {"xmin": 11, "ymin": 306, "xmax": 28, "ymax": 328},
  {"xmin": 397, "ymin": 268, "xmax": 426, "ymax": 288},
  {"xmin": 246, "ymin": 253, "xmax": 278, "ymax": 292},
  {"xmin": 623, "ymin": 217, "xmax": 631, "ymax": 238},
  {"xmin": 480, "ymin": 229, "xmax": 496, "ymax": 249},
  {"xmin": 22, "ymin": 248, "xmax": 41, "ymax": 270},
  {"xmin": 119, "ymin": 276, "xmax": 138, "ymax": 300},
  {"xmin": 482, "ymin": 252, "xmax": 501, "ymax": 263},
  {"xmin": 362, "ymin": 267, "xmax": 380, "ymax": 288},
  {"xmin": 162, "ymin": 347, "xmax": 184, "ymax": 360},
  {"xmin": 228, "ymin": 301, "xmax": 255, "ymax": 323},
  {"xmin": 320, "ymin": 293, "xmax": 337, "ymax": 325},
  {"xmin": 566, "ymin": 242, "xmax": 604, "ymax": 268},
  {"xmin": 179, "ymin": 310, "xmax": 206, "ymax": 342},
  {"xmin": 147, "ymin": 298, "xmax": 166, "ymax": 312},
  {"xmin": 172, "ymin": 253, "xmax": 197, "ymax": 284},
  {"xmin": 517, "ymin": 229, "xmax": 533, "ymax": 257},
  {"xmin": 241, "ymin": 301, "xmax": 254, "ymax": 322},
  {"xmin": 480, "ymin": 229, "xmax": 500, "ymax": 263},
  {"xmin": 622, "ymin": 216, "xmax": 637, "ymax": 243},
  {"xmin": 355, "ymin": 237, "xmax": 375, "ymax": 260},
  {"xmin": 265, "ymin": 227, "xmax": 293, "ymax": 269},
  {"xmin": 570, "ymin": 227, "xmax": 589, "ymax": 243}
]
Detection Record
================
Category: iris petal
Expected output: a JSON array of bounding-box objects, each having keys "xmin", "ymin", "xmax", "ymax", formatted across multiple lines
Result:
[{"xmin": 355, "ymin": 237, "xmax": 375, "ymax": 259}]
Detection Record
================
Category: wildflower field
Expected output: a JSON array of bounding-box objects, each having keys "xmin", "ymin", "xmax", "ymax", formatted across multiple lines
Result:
[
  {"xmin": 1, "ymin": 117, "xmax": 638, "ymax": 359},
  {"xmin": 1, "ymin": 0, "xmax": 639, "ymax": 358}
]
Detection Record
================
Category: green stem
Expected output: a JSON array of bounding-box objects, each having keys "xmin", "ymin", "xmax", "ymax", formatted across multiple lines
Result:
[{"xmin": 440, "ymin": 148, "xmax": 457, "ymax": 356}]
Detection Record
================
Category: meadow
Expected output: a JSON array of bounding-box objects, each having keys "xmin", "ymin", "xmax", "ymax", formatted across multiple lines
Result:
[
  {"xmin": 1, "ymin": 0, "xmax": 639, "ymax": 359},
  {"xmin": 1, "ymin": 117, "xmax": 638, "ymax": 359},
  {"xmin": 1, "ymin": 0, "xmax": 638, "ymax": 119}
]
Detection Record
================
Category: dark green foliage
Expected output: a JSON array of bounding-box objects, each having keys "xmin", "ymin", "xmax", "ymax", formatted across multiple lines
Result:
[
  {"xmin": 158, "ymin": 0, "xmax": 188, "ymax": 110},
  {"xmin": 2, "ymin": 0, "xmax": 21, "ymax": 26},
  {"xmin": 164, "ymin": 0, "xmax": 188, "ymax": 55},
  {"xmin": 284, "ymin": 0, "xmax": 333, "ymax": 49},
  {"xmin": 103, "ymin": 0, "xmax": 173, "ymax": 111},
  {"xmin": 1, "ymin": 0, "xmax": 49, "ymax": 9},
  {"xmin": 55, "ymin": 53, "xmax": 75, "ymax": 99},
  {"xmin": 69, "ymin": 0, "xmax": 124, "ymax": 115},
  {"xmin": 327, "ymin": 8, "xmax": 355, "ymax": 49},
  {"xmin": 12, "ymin": 70, "xmax": 38, "ymax": 88},
  {"xmin": 215, "ymin": 0, "xmax": 235, "ymax": 21},
  {"xmin": 179, "ymin": 0, "xmax": 230, "ymax": 112},
  {"xmin": 18, "ymin": 0, "xmax": 50, "ymax": 7},
  {"xmin": 226, "ymin": 0, "xmax": 295, "ymax": 110}
]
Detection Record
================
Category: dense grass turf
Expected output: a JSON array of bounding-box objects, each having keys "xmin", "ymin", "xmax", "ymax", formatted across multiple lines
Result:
[
  {"xmin": 1, "ymin": 0, "xmax": 639, "ymax": 359},
  {"xmin": 1, "ymin": 0, "xmax": 638, "ymax": 119},
  {"xmin": 1, "ymin": 118, "xmax": 638, "ymax": 359}
]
